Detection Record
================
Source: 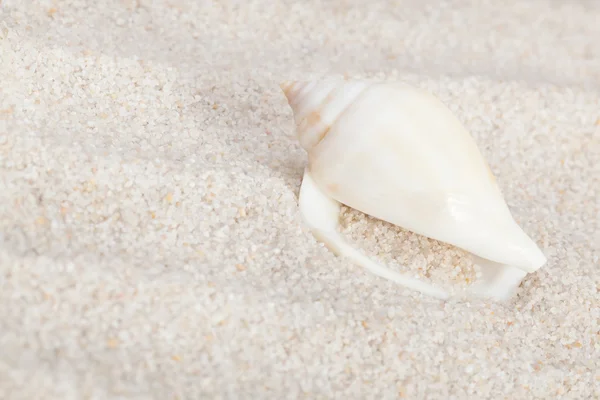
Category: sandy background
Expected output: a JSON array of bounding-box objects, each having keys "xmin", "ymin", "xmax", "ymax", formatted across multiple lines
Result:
[{"xmin": 1, "ymin": 0, "xmax": 599, "ymax": 399}]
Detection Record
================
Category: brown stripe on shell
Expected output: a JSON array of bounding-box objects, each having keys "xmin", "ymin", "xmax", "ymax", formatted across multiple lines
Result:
[{"xmin": 298, "ymin": 110, "xmax": 331, "ymax": 149}]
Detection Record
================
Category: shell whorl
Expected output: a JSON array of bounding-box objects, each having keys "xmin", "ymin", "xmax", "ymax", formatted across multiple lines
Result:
[{"xmin": 281, "ymin": 78, "xmax": 371, "ymax": 152}]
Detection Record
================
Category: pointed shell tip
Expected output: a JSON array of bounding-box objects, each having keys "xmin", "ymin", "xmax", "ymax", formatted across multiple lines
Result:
[{"xmin": 279, "ymin": 80, "xmax": 294, "ymax": 92}]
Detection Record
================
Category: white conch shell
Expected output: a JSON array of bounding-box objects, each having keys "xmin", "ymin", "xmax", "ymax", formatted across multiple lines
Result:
[{"xmin": 281, "ymin": 76, "xmax": 547, "ymax": 301}]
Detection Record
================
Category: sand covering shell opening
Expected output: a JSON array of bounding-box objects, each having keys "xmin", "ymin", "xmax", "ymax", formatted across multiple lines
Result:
[{"xmin": 338, "ymin": 205, "xmax": 480, "ymax": 289}]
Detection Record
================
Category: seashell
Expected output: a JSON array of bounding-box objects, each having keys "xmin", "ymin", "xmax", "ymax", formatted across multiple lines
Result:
[{"xmin": 280, "ymin": 76, "xmax": 547, "ymax": 301}]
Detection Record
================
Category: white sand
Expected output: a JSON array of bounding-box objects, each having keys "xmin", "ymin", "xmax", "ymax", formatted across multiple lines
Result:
[{"xmin": 1, "ymin": 0, "xmax": 599, "ymax": 398}]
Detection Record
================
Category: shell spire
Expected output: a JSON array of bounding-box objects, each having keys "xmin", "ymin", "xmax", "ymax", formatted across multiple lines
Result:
[{"xmin": 281, "ymin": 78, "xmax": 371, "ymax": 151}]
